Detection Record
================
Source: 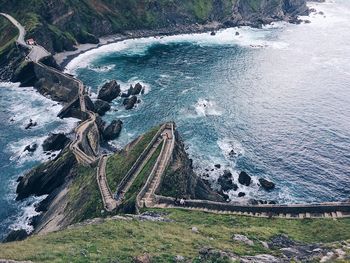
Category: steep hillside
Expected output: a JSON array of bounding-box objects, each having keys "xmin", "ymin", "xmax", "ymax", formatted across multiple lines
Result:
[{"xmin": 0, "ymin": 0, "xmax": 308, "ymax": 54}]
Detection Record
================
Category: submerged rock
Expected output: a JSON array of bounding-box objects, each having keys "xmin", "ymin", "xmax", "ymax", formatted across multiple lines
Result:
[
  {"xmin": 103, "ymin": 120, "xmax": 123, "ymax": 141},
  {"xmin": 238, "ymin": 171, "xmax": 251, "ymax": 186},
  {"xmin": 25, "ymin": 119, "xmax": 37, "ymax": 130},
  {"xmin": 259, "ymin": 178, "xmax": 275, "ymax": 191},
  {"xmin": 42, "ymin": 133, "xmax": 70, "ymax": 152},
  {"xmin": 24, "ymin": 143, "xmax": 38, "ymax": 153},
  {"xmin": 97, "ymin": 80, "xmax": 121, "ymax": 102},
  {"xmin": 94, "ymin": 99, "xmax": 111, "ymax": 116}
]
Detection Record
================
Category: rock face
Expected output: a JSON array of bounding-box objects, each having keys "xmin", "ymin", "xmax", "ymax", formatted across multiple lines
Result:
[
  {"xmin": 84, "ymin": 95, "xmax": 95, "ymax": 112},
  {"xmin": 259, "ymin": 178, "xmax": 276, "ymax": 191},
  {"xmin": 218, "ymin": 170, "xmax": 238, "ymax": 192},
  {"xmin": 238, "ymin": 171, "xmax": 251, "ymax": 186},
  {"xmin": 123, "ymin": 95, "xmax": 138, "ymax": 110},
  {"xmin": 94, "ymin": 99, "xmax": 111, "ymax": 116},
  {"xmin": 42, "ymin": 133, "xmax": 70, "ymax": 152},
  {"xmin": 103, "ymin": 120, "xmax": 123, "ymax": 141},
  {"xmin": 157, "ymin": 130, "xmax": 225, "ymax": 202},
  {"xmin": 97, "ymin": 80, "xmax": 121, "ymax": 102},
  {"xmin": 3, "ymin": 229, "xmax": 28, "ymax": 243},
  {"xmin": 16, "ymin": 149, "xmax": 76, "ymax": 200}
]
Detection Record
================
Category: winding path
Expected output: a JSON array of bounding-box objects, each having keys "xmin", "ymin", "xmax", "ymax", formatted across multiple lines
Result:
[{"xmin": 1, "ymin": 13, "xmax": 97, "ymax": 166}]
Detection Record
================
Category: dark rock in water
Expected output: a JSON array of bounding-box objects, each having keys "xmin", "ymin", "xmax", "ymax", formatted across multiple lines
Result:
[
  {"xmin": 3, "ymin": 229, "xmax": 28, "ymax": 243},
  {"xmin": 103, "ymin": 120, "xmax": 123, "ymax": 141},
  {"xmin": 218, "ymin": 170, "xmax": 238, "ymax": 192},
  {"xmin": 238, "ymin": 192, "xmax": 246, "ymax": 197},
  {"xmin": 97, "ymin": 80, "xmax": 121, "ymax": 102},
  {"xmin": 269, "ymin": 201, "xmax": 277, "ymax": 204},
  {"xmin": 42, "ymin": 133, "xmax": 70, "ymax": 152},
  {"xmin": 131, "ymin": 83, "xmax": 143, "ymax": 95},
  {"xmin": 123, "ymin": 95, "xmax": 138, "ymax": 110},
  {"xmin": 25, "ymin": 119, "xmax": 37, "ymax": 130},
  {"xmin": 238, "ymin": 171, "xmax": 251, "ymax": 186},
  {"xmin": 259, "ymin": 178, "xmax": 275, "ymax": 191},
  {"xmin": 123, "ymin": 83, "xmax": 144, "ymax": 98},
  {"xmin": 214, "ymin": 164, "xmax": 221, "ymax": 169},
  {"xmin": 24, "ymin": 143, "xmax": 38, "ymax": 153},
  {"xmin": 235, "ymin": 31, "xmax": 240, "ymax": 36},
  {"xmin": 304, "ymin": 19, "xmax": 311, "ymax": 24},
  {"xmin": 94, "ymin": 99, "xmax": 111, "ymax": 116},
  {"xmin": 210, "ymin": 31, "xmax": 216, "ymax": 36}
]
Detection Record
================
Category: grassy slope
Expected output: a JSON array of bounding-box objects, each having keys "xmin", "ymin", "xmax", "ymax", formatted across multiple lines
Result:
[
  {"xmin": 118, "ymin": 141, "xmax": 163, "ymax": 214},
  {"xmin": 0, "ymin": 209, "xmax": 349, "ymax": 262},
  {"xmin": 106, "ymin": 125, "xmax": 160, "ymax": 191},
  {"xmin": 0, "ymin": 16, "xmax": 18, "ymax": 65}
]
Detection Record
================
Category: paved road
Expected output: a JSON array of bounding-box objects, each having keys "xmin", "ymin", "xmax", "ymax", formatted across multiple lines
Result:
[{"xmin": 0, "ymin": 13, "xmax": 50, "ymax": 62}]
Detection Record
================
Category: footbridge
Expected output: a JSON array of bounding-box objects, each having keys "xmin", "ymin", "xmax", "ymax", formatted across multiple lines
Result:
[{"xmin": 1, "ymin": 13, "xmax": 99, "ymax": 166}]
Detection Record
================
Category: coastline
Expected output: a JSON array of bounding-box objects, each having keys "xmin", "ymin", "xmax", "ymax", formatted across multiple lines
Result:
[{"xmin": 56, "ymin": 22, "xmax": 225, "ymax": 69}]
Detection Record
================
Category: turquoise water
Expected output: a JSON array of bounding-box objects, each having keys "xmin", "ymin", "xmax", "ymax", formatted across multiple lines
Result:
[
  {"xmin": 0, "ymin": 0, "xmax": 350, "ymax": 239},
  {"xmin": 67, "ymin": 0, "xmax": 350, "ymax": 204},
  {"xmin": 0, "ymin": 84, "xmax": 77, "ymax": 239}
]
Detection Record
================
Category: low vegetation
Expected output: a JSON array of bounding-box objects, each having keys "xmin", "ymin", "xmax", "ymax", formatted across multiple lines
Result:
[
  {"xmin": 0, "ymin": 208, "xmax": 349, "ymax": 262},
  {"xmin": 106, "ymin": 125, "xmax": 160, "ymax": 191}
]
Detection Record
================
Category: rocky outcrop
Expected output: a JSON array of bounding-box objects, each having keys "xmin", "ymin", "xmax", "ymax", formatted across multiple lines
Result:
[
  {"xmin": 122, "ymin": 83, "xmax": 144, "ymax": 97},
  {"xmin": 157, "ymin": 130, "xmax": 225, "ymax": 202},
  {"xmin": 94, "ymin": 99, "xmax": 111, "ymax": 116},
  {"xmin": 16, "ymin": 148, "xmax": 76, "ymax": 200},
  {"xmin": 218, "ymin": 170, "xmax": 238, "ymax": 192},
  {"xmin": 123, "ymin": 95, "xmax": 138, "ymax": 110},
  {"xmin": 238, "ymin": 171, "xmax": 251, "ymax": 186},
  {"xmin": 2, "ymin": 229, "xmax": 28, "ymax": 243},
  {"xmin": 42, "ymin": 133, "xmax": 70, "ymax": 152},
  {"xmin": 24, "ymin": 143, "xmax": 38, "ymax": 153},
  {"xmin": 103, "ymin": 120, "xmax": 123, "ymax": 141},
  {"xmin": 259, "ymin": 178, "xmax": 276, "ymax": 191},
  {"xmin": 97, "ymin": 80, "xmax": 121, "ymax": 102}
]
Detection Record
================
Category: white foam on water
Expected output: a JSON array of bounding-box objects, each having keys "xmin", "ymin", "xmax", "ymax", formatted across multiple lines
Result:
[
  {"xmin": 194, "ymin": 98, "xmax": 222, "ymax": 117},
  {"xmin": 88, "ymin": 64, "xmax": 115, "ymax": 73},
  {"xmin": 65, "ymin": 26, "xmax": 289, "ymax": 74},
  {"xmin": 9, "ymin": 195, "xmax": 47, "ymax": 234},
  {"xmin": 217, "ymin": 138, "xmax": 245, "ymax": 163}
]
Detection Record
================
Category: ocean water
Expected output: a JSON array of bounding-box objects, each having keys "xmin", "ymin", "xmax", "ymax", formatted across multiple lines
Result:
[
  {"xmin": 66, "ymin": 0, "xmax": 350, "ymax": 204},
  {"xmin": 0, "ymin": 83, "xmax": 77, "ymax": 240},
  {"xmin": 0, "ymin": 0, "xmax": 349, "ymax": 239}
]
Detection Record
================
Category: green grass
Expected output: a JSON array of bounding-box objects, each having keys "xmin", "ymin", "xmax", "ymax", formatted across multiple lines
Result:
[
  {"xmin": 118, "ymin": 141, "xmax": 163, "ymax": 214},
  {"xmin": 0, "ymin": 209, "xmax": 349, "ymax": 262},
  {"xmin": 66, "ymin": 165, "xmax": 105, "ymax": 223},
  {"xmin": 106, "ymin": 125, "xmax": 161, "ymax": 191}
]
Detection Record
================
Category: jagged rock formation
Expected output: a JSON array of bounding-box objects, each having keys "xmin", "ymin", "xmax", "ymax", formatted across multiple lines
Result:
[
  {"xmin": 16, "ymin": 148, "xmax": 76, "ymax": 200},
  {"xmin": 94, "ymin": 99, "xmax": 111, "ymax": 116},
  {"xmin": 103, "ymin": 120, "xmax": 123, "ymax": 141},
  {"xmin": 97, "ymin": 80, "xmax": 121, "ymax": 102},
  {"xmin": 157, "ymin": 131, "xmax": 224, "ymax": 202},
  {"xmin": 42, "ymin": 133, "xmax": 70, "ymax": 152}
]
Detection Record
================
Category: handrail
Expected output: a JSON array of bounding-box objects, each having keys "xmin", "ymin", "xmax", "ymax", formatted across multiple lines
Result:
[{"xmin": 114, "ymin": 124, "xmax": 167, "ymax": 197}]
